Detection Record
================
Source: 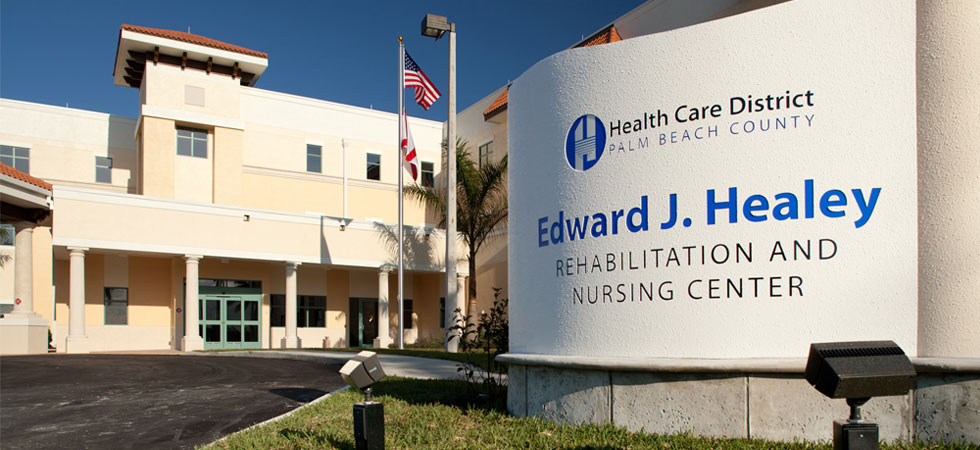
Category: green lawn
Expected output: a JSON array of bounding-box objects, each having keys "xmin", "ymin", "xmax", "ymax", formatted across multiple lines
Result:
[{"xmin": 203, "ymin": 378, "xmax": 972, "ymax": 450}]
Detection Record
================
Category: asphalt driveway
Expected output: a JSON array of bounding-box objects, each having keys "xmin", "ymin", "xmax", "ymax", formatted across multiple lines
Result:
[{"xmin": 0, "ymin": 354, "xmax": 346, "ymax": 449}]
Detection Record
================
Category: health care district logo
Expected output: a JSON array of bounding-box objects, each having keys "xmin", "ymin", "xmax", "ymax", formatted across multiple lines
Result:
[{"xmin": 565, "ymin": 114, "xmax": 606, "ymax": 171}]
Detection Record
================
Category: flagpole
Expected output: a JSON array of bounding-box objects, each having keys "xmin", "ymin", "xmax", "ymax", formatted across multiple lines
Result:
[{"xmin": 397, "ymin": 37, "xmax": 405, "ymax": 350}]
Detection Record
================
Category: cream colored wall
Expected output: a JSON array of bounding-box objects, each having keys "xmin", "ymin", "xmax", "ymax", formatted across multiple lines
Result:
[
  {"xmin": 239, "ymin": 88, "xmax": 443, "ymax": 223},
  {"xmin": 411, "ymin": 273, "xmax": 443, "ymax": 343},
  {"xmin": 240, "ymin": 171, "xmax": 344, "ymax": 215},
  {"xmin": 213, "ymin": 127, "xmax": 244, "ymax": 206},
  {"xmin": 141, "ymin": 116, "xmax": 177, "ymax": 198},
  {"xmin": 172, "ymin": 128, "xmax": 212, "ymax": 203},
  {"xmin": 326, "ymin": 269, "xmax": 349, "ymax": 332},
  {"xmin": 142, "ymin": 64, "xmax": 241, "ymax": 119},
  {"xmin": 0, "ymin": 99, "xmax": 138, "ymax": 193},
  {"xmin": 84, "ymin": 253, "xmax": 104, "ymax": 326},
  {"xmin": 129, "ymin": 256, "xmax": 173, "ymax": 327}
]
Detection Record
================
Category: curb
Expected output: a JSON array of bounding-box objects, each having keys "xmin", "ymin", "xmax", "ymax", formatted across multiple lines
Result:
[{"xmin": 210, "ymin": 384, "xmax": 351, "ymax": 446}]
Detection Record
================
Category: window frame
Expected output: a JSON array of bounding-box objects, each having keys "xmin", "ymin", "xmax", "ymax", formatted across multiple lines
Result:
[
  {"xmin": 420, "ymin": 161, "xmax": 434, "ymax": 188},
  {"xmin": 176, "ymin": 126, "xmax": 208, "ymax": 159},
  {"xmin": 298, "ymin": 295, "xmax": 327, "ymax": 328},
  {"xmin": 478, "ymin": 141, "xmax": 493, "ymax": 169},
  {"xmin": 270, "ymin": 294, "xmax": 326, "ymax": 328},
  {"xmin": 366, "ymin": 153, "xmax": 381, "ymax": 180},
  {"xmin": 306, "ymin": 144, "xmax": 322, "ymax": 173},
  {"xmin": 1, "ymin": 145, "xmax": 30, "ymax": 174},
  {"xmin": 104, "ymin": 287, "xmax": 129, "ymax": 325},
  {"xmin": 95, "ymin": 156, "xmax": 112, "ymax": 184}
]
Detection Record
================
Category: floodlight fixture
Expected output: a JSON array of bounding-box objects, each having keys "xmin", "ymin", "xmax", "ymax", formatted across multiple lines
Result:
[
  {"xmin": 421, "ymin": 14, "xmax": 451, "ymax": 39},
  {"xmin": 804, "ymin": 340, "xmax": 916, "ymax": 450}
]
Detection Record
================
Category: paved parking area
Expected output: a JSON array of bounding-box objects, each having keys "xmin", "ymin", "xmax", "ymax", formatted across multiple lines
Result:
[{"xmin": 0, "ymin": 354, "xmax": 346, "ymax": 449}]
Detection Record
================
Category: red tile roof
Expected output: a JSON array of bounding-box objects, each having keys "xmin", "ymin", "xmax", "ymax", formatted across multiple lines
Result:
[
  {"xmin": 483, "ymin": 87, "xmax": 509, "ymax": 121},
  {"xmin": 121, "ymin": 24, "xmax": 268, "ymax": 59},
  {"xmin": 575, "ymin": 25, "xmax": 623, "ymax": 48},
  {"xmin": 0, "ymin": 163, "xmax": 52, "ymax": 192}
]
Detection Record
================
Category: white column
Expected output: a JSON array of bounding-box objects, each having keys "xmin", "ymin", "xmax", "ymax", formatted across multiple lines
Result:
[
  {"xmin": 281, "ymin": 261, "xmax": 300, "ymax": 348},
  {"xmin": 181, "ymin": 255, "xmax": 203, "ymax": 351},
  {"xmin": 0, "ymin": 222, "xmax": 48, "ymax": 355},
  {"xmin": 66, "ymin": 247, "xmax": 90, "ymax": 353},
  {"xmin": 456, "ymin": 272, "xmax": 467, "ymax": 326},
  {"xmin": 11, "ymin": 223, "xmax": 34, "ymax": 315},
  {"xmin": 917, "ymin": 0, "xmax": 980, "ymax": 357},
  {"xmin": 374, "ymin": 267, "xmax": 393, "ymax": 348}
]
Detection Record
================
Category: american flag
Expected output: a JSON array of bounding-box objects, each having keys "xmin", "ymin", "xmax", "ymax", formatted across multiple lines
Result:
[{"xmin": 404, "ymin": 51, "xmax": 441, "ymax": 110}]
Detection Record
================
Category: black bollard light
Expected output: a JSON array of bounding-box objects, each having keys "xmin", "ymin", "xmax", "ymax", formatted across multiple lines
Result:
[
  {"xmin": 340, "ymin": 351, "xmax": 387, "ymax": 450},
  {"xmin": 804, "ymin": 341, "xmax": 916, "ymax": 450}
]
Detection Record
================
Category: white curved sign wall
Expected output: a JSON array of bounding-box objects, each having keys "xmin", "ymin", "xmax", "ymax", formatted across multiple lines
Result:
[{"xmin": 508, "ymin": 0, "xmax": 916, "ymax": 358}]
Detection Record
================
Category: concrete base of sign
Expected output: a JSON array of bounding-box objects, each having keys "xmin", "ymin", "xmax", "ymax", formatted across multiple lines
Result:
[
  {"xmin": 501, "ymin": 354, "xmax": 980, "ymax": 444},
  {"xmin": 0, "ymin": 313, "xmax": 49, "ymax": 355}
]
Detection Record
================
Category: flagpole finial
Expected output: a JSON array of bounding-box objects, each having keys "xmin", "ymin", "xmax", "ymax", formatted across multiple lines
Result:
[{"xmin": 398, "ymin": 36, "xmax": 403, "ymax": 42}]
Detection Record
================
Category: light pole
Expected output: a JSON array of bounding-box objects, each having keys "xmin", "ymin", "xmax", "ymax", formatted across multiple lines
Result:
[{"xmin": 420, "ymin": 13, "xmax": 459, "ymax": 353}]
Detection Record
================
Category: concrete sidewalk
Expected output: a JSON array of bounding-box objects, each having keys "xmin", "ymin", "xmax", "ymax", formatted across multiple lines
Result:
[{"xmin": 206, "ymin": 350, "xmax": 468, "ymax": 380}]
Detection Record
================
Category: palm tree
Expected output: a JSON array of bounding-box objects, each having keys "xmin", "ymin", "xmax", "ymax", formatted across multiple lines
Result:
[{"xmin": 403, "ymin": 139, "xmax": 508, "ymax": 320}]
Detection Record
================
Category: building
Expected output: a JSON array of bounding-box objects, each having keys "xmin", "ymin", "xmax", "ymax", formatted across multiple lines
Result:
[{"xmin": 0, "ymin": 24, "xmax": 468, "ymax": 353}]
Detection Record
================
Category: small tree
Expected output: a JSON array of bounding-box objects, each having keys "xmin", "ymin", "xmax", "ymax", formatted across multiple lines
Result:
[
  {"xmin": 449, "ymin": 287, "xmax": 508, "ymax": 403},
  {"xmin": 403, "ymin": 139, "xmax": 508, "ymax": 319}
]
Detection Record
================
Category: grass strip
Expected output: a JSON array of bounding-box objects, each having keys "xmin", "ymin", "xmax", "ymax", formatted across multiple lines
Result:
[{"xmin": 203, "ymin": 378, "xmax": 973, "ymax": 450}]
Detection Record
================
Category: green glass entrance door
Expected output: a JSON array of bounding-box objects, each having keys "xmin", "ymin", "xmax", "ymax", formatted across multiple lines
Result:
[
  {"xmin": 348, "ymin": 298, "xmax": 378, "ymax": 348},
  {"xmin": 199, "ymin": 293, "xmax": 261, "ymax": 350}
]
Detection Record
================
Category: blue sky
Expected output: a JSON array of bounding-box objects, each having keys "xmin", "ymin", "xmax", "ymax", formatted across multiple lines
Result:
[{"xmin": 0, "ymin": 0, "xmax": 636, "ymax": 122}]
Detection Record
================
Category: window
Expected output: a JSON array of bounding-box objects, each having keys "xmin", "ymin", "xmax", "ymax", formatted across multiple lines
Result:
[
  {"xmin": 104, "ymin": 287, "xmax": 128, "ymax": 325},
  {"xmin": 176, "ymin": 127, "xmax": 208, "ymax": 158},
  {"xmin": 404, "ymin": 299, "xmax": 414, "ymax": 329},
  {"xmin": 1, "ymin": 145, "xmax": 30, "ymax": 173},
  {"xmin": 299, "ymin": 295, "xmax": 326, "ymax": 327},
  {"xmin": 270, "ymin": 294, "xmax": 285, "ymax": 327},
  {"xmin": 95, "ymin": 156, "xmax": 112, "ymax": 183},
  {"xmin": 0, "ymin": 224, "xmax": 14, "ymax": 245},
  {"xmin": 270, "ymin": 294, "xmax": 326, "ymax": 327},
  {"xmin": 307, "ymin": 144, "xmax": 322, "ymax": 173},
  {"xmin": 366, "ymin": 153, "xmax": 381, "ymax": 180},
  {"xmin": 421, "ymin": 161, "xmax": 434, "ymax": 188},
  {"xmin": 478, "ymin": 141, "xmax": 493, "ymax": 169}
]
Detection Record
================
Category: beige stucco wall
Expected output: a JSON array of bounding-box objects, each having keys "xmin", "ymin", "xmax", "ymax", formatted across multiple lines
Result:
[
  {"xmin": 142, "ymin": 63, "xmax": 241, "ymax": 120},
  {"xmin": 213, "ymin": 127, "xmax": 244, "ymax": 206},
  {"xmin": 141, "ymin": 116, "xmax": 177, "ymax": 198},
  {"xmin": 0, "ymin": 99, "xmax": 137, "ymax": 193},
  {"xmin": 172, "ymin": 130, "xmax": 212, "ymax": 203},
  {"xmin": 411, "ymin": 273, "xmax": 444, "ymax": 344},
  {"xmin": 240, "ymin": 171, "xmax": 345, "ymax": 215},
  {"xmin": 129, "ymin": 256, "xmax": 173, "ymax": 327}
]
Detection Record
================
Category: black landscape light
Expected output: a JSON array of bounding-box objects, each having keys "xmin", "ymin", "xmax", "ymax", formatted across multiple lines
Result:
[
  {"xmin": 804, "ymin": 340, "xmax": 916, "ymax": 450},
  {"xmin": 340, "ymin": 351, "xmax": 387, "ymax": 450}
]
